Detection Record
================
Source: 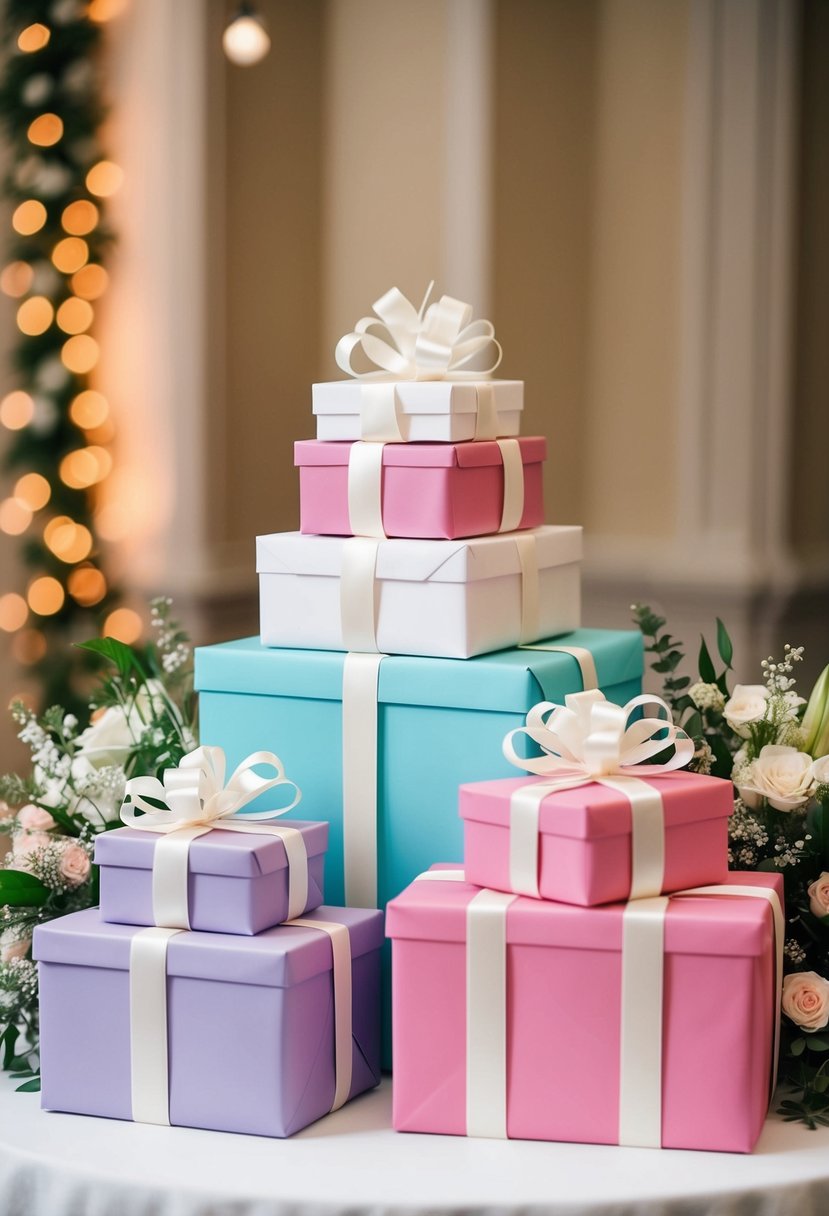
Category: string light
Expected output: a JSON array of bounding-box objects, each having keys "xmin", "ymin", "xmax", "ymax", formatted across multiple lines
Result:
[
  {"xmin": 52, "ymin": 237, "xmax": 88, "ymax": 273},
  {"xmin": 0, "ymin": 391, "xmax": 34, "ymax": 429},
  {"xmin": 69, "ymin": 390, "xmax": 108, "ymax": 430},
  {"xmin": 68, "ymin": 565, "xmax": 106, "ymax": 606},
  {"xmin": 0, "ymin": 262, "xmax": 34, "ymax": 297},
  {"xmin": 12, "ymin": 200, "xmax": 47, "ymax": 235},
  {"xmin": 27, "ymin": 576, "xmax": 64, "ymax": 616},
  {"xmin": 17, "ymin": 24, "xmax": 50, "ymax": 53},
  {"xmin": 0, "ymin": 497, "xmax": 33, "ymax": 535},
  {"xmin": 44, "ymin": 516, "xmax": 93, "ymax": 564},
  {"xmin": 85, "ymin": 161, "xmax": 123, "ymax": 197},
  {"xmin": 0, "ymin": 593, "xmax": 28, "ymax": 632},
  {"xmin": 27, "ymin": 113, "xmax": 63, "ymax": 147},
  {"xmin": 59, "ymin": 444, "xmax": 112, "ymax": 488},
  {"xmin": 56, "ymin": 297, "xmax": 93, "ymax": 334},
  {"xmin": 61, "ymin": 199, "xmax": 99, "ymax": 235},
  {"xmin": 16, "ymin": 295, "xmax": 54, "ymax": 335},
  {"xmin": 223, "ymin": 4, "xmax": 271, "ymax": 65},
  {"xmin": 14, "ymin": 473, "xmax": 50, "ymax": 511},
  {"xmin": 103, "ymin": 607, "xmax": 142, "ymax": 644},
  {"xmin": 61, "ymin": 334, "xmax": 98, "ymax": 373},
  {"xmin": 71, "ymin": 264, "xmax": 107, "ymax": 299}
]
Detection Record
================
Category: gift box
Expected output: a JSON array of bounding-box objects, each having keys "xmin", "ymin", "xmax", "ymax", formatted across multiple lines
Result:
[
  {"xmin": 35, "ymin": 905, "xmax": 383, "ymax": 1138},
  {"xmin": 460, "ymin": 771, "xmax": 732, "ymax": 907},
  {"xmin": 295, "ymin": 437, "xmax": 546, "ymax": 540},
  {"xmin": 257, "ymin": 526, "xmax": 581, "ymax": 659},
  {"xmin": 312, "ymin": 379, "xmax": 523, "ymax": 443},
  {"xmin": 387, "ymin": 868, "xmax": 782, "ymax": 1152},
  {"xmin": 95, "ymin": 820, "xmax": 328, "ymax": 935}
]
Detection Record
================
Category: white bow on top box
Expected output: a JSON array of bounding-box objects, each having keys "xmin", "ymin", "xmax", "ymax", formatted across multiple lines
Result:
[{"xmin": 256, "ymin": 527, "xmax": 582, "ymax": 661}]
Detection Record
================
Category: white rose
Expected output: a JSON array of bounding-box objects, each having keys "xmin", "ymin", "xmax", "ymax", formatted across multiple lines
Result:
[
  {"xmin": 811, "ymin": 755, "xmax": 829, "ymax": 787},
  {"xmin": 738, "ymin": 744, "xmax": 816, "ymax": 812},
  {"xmin": 723, "ymin": 684, "xmax": 770, "ymax": 737},
  {"xmin": 75, "ymin": 681, "xmax": 174, "ymax": 768},
  {"xmin": 782, "ymin": 972, "xmax": 829, "ymax": 1033},
  {"xmin": 808, "ymin": 872, "xmax": 829, "ymax": 919}
]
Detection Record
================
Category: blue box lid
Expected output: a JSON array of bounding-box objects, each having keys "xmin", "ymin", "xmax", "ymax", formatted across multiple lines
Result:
[{"xmin": 194, "ymin": 630, "xmax": 643, "ymax": 715}]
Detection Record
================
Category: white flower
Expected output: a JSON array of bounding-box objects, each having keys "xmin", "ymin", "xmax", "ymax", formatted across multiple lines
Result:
[
  {"xmin": 75, "ymin": 680, "xmax": 175, "ymax": 768},
  {"xmin": 738, "ymin": 744, "xmax": 816, "ymax": 812},
  {"xmin": 811, "ymin": 755, "xmax": 829, "ymax": 787},
  {"xmin": 723, "ymin": 685, "xmax": 770, "ymax": 737},
  {"xmin": 689, "ymin": 682, "xmax": 725, "ymax": 713}
]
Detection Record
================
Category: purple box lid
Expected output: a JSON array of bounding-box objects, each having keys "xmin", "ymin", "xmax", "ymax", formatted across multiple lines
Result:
[
  {"xmin": 34, "ymin": 905, "xmax": 384, "ymax": 988},
  {"xmin": 94, "ymin": 819, "xmax": 328, "ymax": 878}
]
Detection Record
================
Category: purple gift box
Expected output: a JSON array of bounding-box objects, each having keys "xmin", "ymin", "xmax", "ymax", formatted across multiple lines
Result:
[
  {"xmin": 35, "ymin": 905, "xmax": 382, "ymax": 1138},
  {"xmin": 95, "ymin": 820, "xmax": 328, "ymax": 935}
]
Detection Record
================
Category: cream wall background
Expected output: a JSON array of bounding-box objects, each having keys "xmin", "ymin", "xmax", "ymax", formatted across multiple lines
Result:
[{"xmin": 0, "ymin": 0, "xmax": 827, "ymax": 769}]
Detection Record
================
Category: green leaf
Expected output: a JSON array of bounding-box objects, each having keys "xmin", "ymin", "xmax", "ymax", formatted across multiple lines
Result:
[
  {"xmin": 790, "ymin": 1038, "xmax": 807, "ymax": 1057},
  {"xmin": 716, "ymin": 618, "xmax": 734, "ymax": 668},
  {"xmin": 806, "ymin": 1036, "xmax": 829, "ymax": 1053},
  {"xmin": 2, "ymin": 1026, "xmax": 19, "ymax": 1070},
  {"xmin": 684, "ymin": 710, "xmax": 703, "ymax": 740},
  {"xmin": 0, "ymin": 870, "xmax": 49, "ymax": 907},
  {"xmin": 75, "ymin": 637, "xmax": 144, "ymax": 681},
  {"xmin": 698, "ymin": 635, "xmax": 716, "ymax": 684},
  {"xmin": 15, "ymin": 1077, "xmax": 40, "ymax": 1093}
]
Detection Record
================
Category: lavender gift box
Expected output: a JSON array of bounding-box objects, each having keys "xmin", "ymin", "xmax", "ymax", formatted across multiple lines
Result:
[
  {"xmin": 35, "ymin": 905, "xmax": 383, "ymax": 1138},
  {"xmin": 95, "ymin": 820, "xmax": 328, "ymax": 935}
]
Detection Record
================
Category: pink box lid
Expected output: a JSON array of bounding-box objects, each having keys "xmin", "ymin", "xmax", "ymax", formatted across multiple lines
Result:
[
  {"xmin": 459, "ymin": 771, "xmax": 733, "ymax": 841},
  {"xmin": 386, "ymin": 865, "xmax": 781, "ymax": 957},
  {"xmin": 34, "ymin": 905, "xmax": 384, "ymax": 987},
  {"xmin": 294, "ymin": 437, "xmax": 547, "ymax": 469},
  {"xmin": 94, "ymin": 820, "xmax": 329, "ymax": 879}
]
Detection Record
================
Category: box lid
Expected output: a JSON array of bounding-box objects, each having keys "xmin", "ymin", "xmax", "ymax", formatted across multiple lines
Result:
[
  {"xmin": 294, "ymin": 437, "xmax": 547, "ymax": 470},
  {"xmin": 194, "ymin": 629, "xmax": 644, "ymax": 715},
  {"xmin": 459, "ymin": 772, "xmax": 734, "ymax": 841},
  {"xmin": 256, "ymin": 526, "xmax": 581, "ymax": 584},
  {"xmin": 311, "ymin": 379, "xmax": 523, "ymax": 417},
  {"xmin": 93, "ymin": 819, "xmax": 329, "ymax": 877},
  {"xmin": 33, "ymin": 905, "xmax": 384, "ymax": 987},
  {"xmin": 385, "ymin": 867, "xmax": 781, "ymax": 958}
]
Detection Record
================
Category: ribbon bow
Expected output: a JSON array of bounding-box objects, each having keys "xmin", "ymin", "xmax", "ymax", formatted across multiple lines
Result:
[
  {"xmin": 122, "ymin": 745, "xmax": 301, "ymax": 833},
  {"xmin": 503, "ymin": 689, "xmax": 694, "ymax": 783},
  {"xmin": 334, "ymin": 282, "xmax": 502, "ymax": 382}
]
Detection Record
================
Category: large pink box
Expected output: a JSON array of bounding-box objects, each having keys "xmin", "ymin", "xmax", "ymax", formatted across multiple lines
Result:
[
  {"xmin": 387, "ymin": 868, "xmax": 780, "ymax": 1152},
  {"xmin": 294, "ymin": 437, "xmax": 546, "ymax": 539},
  {"xmin": 460, "ymin": 771, "xmax": 732, "ymax": 906}
]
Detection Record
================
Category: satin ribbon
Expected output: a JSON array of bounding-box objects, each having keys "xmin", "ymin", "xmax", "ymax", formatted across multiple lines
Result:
[
  {"xmin": 503, "ymin": 691, "xmax": 694, "ymax": 900},
  {"xmin": 128, "ymin": 916, "xmax": 354, "ymax": 1125},
  {"xmin": 122, "ymin": 746, "xmax": 304, "ymax": 930},
  {"xmin": 414, "ymin": 872, "xmax": 783, "ymax": 1145},
  {"xmin": 345, "ymin": 438, "xmax": 525, "ymax": 539},
  {"xmin": 519, "ymin": 641, "xmax": 599, "ymax": 691},
  {"xmin": 342, "ymin": 652, "xmax": 386, "ymax": 907}
]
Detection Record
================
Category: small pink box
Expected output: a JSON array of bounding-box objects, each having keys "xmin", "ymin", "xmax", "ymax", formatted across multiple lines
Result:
[
  {"xmin": 460, "ymin": 770, "xmax": 732, "ymax": 906},
  {"xmin": 387, "ymin": 868, "xmax": 780, "ymax": 1152},
  {"xmin": 294, "ymin": 437, "xmax": 546, "ymax": 539}
]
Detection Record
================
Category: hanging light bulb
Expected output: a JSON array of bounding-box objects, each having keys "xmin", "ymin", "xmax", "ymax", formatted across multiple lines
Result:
[{"xmin": 223, "ymin": 3, "xmax": 270, "ymax": 66}]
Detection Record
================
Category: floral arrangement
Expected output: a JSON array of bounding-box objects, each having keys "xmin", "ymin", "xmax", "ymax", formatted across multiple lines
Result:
[
  {"xmin": 633, "ymin": 605, "xmax": 829, "ymax": 1128},
  {"xmin": 0, "ymin": 599, "xmax": 195, "ymax": 1090}
]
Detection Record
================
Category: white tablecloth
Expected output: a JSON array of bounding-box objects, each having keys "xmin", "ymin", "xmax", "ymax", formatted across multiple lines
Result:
[{"xmin": 2, "ymin": 1073, "xmax": 829, "ymax": 1216}]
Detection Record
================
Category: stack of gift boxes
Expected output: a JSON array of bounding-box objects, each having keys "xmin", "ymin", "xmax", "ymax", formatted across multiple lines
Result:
[{"xmin": 34, "ymin": 287, "xmax": 783, "ymax": 1152}]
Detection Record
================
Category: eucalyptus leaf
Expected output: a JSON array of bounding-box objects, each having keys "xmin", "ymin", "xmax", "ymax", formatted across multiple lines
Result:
[
  {"xmin": 716, "ymin": 618, "xmax": 734, "ymax": 668},
  {"xmin": 806, "ymin": 1036, "xmax": 829, "ymax": 1053},
  {"xmin": 790, "ymin": 1038, "xmax": 807, "ymax": 1057},
  {"xmin": 15, "ymin": 1077, "xmax": 40, "ymax": 1093},
  {"xmin": 698, "ymin": 635, "xmax": 716, "ymax": 684}
]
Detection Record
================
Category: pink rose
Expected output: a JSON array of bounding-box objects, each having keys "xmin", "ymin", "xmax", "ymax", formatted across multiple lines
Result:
[
  {"xmin": 0, "ymin": 935, "xmax": 31, "ymax": 963},
  {"xmin": 808, "ymin": 873, "xmax": 829, "ymax": 919},
  {"xmin": 17, "ymin": 803, "xmax": 55, "ymax": 832},
  {"xmin": 12, "ymin": 831, "xmax": 51, "ymax": 857},
  {"xmin": 59, "ymin": 842, "xmax": 91, "ymax": 887},
  {"xmin": 782, "ymin": 972, "xmax": 829, "ymax": 1033}
]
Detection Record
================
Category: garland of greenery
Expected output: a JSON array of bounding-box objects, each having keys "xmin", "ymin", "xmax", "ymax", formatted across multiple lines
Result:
[{"xmin": 0, "ymin": 0, "xmax": 118, "ymax": 711}]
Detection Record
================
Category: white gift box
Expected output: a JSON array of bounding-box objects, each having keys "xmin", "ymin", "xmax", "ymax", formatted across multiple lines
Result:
[
  {"xmin": 311, "ymin": 379, "xmax": 523, "ymax": 443},
  {"xmin": 257, "ymin": 527, "xmax": 582, "ymax": 660}
]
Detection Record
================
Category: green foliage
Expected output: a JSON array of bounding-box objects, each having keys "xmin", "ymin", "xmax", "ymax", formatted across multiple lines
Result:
[{"xmin": 0, "ymin": 870, "xmax": 49, "ymax": 907}]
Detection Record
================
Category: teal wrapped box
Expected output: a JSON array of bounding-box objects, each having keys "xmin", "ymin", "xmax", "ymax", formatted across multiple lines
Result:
[{"xmin": 195, "ymin": 629, "xmax": 643, "ymax": 911}]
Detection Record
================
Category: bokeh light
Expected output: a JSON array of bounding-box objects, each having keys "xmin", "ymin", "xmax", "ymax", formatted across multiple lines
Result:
[
  {"xmin": 85, "ymin": 160, "xmax": 123, "ymax": 198},
  {"xmin": 17, "ymin": 24, "xmax": 50, "ymax": 53},
  {"xmin": 59, "ymin": 444, "xmax": 112, "ymax": 488},
  {"xmin": 68, "ymin": 565, "xmax": 106, "ymax": 606},
  {"xmin": 104, "ymin": 607, "xmax": 143, "ymax": 644},
  {"xmin": 14, "ymin": 472, "xmax": 51, "ymax": 511},
  {"xmin": 0, "ymin": 593, "xmax": 28, "ymax": 633},
  {"xmin": 27, "ymin": 576, "xmax": 64, "ymax": 615},
  {"xmin": 0, "ymin": 497, "xmax": 33, "ymax": 535},
  {"xmin": 61, "ymin": 334, "xmax": 98, "ymax": 373},
  {"xmin": 87, "ymin": 0, "xmax": 129, "ymax": 22},
  {"xmin": 69, "ymin": 390, "xmax": 108, "ymax": 430},
  {"xmin": 61, "ymin": 199, "xmax": 99, "ymax": 235},
  {"xmin": 27, "ymin": 113, "xmax": 63, "ymax": 147},
  {"xmin": 12, "ymin": 200, "xmax": 47, "ymax": 235},
  {"xmin": 1, "ymin": 262, "xmax": 34, "ymax": 297},
  {"xmin": 52, "ymin": 237, "xmax": 88, "ymax": 274},
  {"xmin": 0, "ymin": 391, "xmax": 34, "ymax": 429},
  {"xmin": 17, "ymin": 295, "xmax": 54, "ymax": 335},
  {"xmin": 12, "ymin": 629, "xmax": 47, "ymax": 664},
  {"xmin": 71, "ymin": 264, "xmax": 107, "ymax": 299},
  {"xmin": 56, "ymin": 296, "xmax": 93, "ymax": 334}
]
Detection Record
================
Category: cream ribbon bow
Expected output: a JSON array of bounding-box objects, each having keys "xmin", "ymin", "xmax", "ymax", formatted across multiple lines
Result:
[
  {"xmin": 121, "ymin": 746, "xmax": 304, "ymax": 930},
  {"xmin": 334, "ymin": 282, "xmax": 502, "ymax": 381},
  {"xmin": 502, "ymin": 690, "xmax": 695, "ymax": 900}
]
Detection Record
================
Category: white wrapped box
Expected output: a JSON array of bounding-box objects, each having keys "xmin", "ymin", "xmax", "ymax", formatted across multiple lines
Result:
[
  {"xmin": 311, "ymin": 379, "xmax": 523, "ymax": 443},
  {"xmin": 257, "ymin": 527, "xmax": 581, "ymax": 660}
]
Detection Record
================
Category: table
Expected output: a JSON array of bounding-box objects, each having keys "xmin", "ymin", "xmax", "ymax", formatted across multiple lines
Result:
[{"xmin": 2, "ymin": 1073, "xmax": 829, "ymax": 1216}]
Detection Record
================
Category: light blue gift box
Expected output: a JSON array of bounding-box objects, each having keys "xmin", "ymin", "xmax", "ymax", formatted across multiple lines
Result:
[{"xmin": 195, "ymin": 628, "xmax": 644, "ymax": 912}]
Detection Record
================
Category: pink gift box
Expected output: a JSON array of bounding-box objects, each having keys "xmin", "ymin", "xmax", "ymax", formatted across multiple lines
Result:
[
  {"xmin": 387, "ymin": 868, "xmax": 780, "ymax": 1153},
  {"xmin": 460, "ymin": 771, "xmax": 732, "ymax": 906},
  {"xmin": 294, "ymin": 437, "xmax": 546, "ymax": 539}
]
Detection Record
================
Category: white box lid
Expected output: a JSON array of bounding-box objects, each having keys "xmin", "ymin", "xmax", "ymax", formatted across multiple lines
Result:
[{"xmin": 311, "ymin": 379, "xmax": 523, "ymax": 417}]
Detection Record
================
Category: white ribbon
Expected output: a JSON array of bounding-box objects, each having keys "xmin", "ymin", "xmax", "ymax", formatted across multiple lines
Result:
[
  {"xmin": 513, "ymin": 533, "xmax": 540, "ymax": 645},
  {"xmin": 335, "ymin": 283, "xmax": 502, "ymax": 383},
  {"xmin": 340, "ymin": 538, "xmax": 381, "ymax": 652},
  {"xmin": 503, "ymin": 690, "xmax": 694, "ymax": 900},
  {"xmin": 495, "ymin": 439, "xmax": 525, "ymax": 533},
  {"xmin": 347, "ymin": 442, "xmax": 387, "ymax": 539},
  {"xmin": 414, "ymin": 873, "xmax": 783, "ymax": 1146},
  {"xmin": 128, "ymin": 917, "xmax": 355, "ymax": 1126},
  {"xmin": 342, "ymin": 652, "xmax": 386, "ymax": 907},
  {"xmin": 122, "ymin": 746, "xmax": 304, "ymax": 930},
  {"xmin": 519, "ymin": 642, "xmax": 599, "ymax": 691}
]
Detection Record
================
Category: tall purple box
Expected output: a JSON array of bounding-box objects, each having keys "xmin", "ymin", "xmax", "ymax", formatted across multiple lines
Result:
[
  {"xmin": 95, "ymin": 820, "xmax": 328, "ymax": 935},
  {"xmin": 35, "ymin": 905, "xmax": 382, "ymax": 1137}
]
